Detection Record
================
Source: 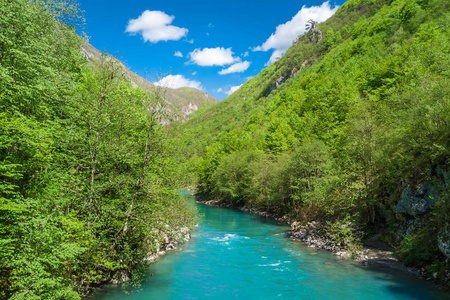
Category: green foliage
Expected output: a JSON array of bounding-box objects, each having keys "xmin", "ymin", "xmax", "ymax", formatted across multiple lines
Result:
[
  {"xmin": 327, "ymin": 217, "xmax": 362, "ymax": 254},
  {"xmin": 174, "ymin": 0, "xmax": 450, "ymax": 271},
  {"xmin": 398, "ymin": 227, "xmax": 439, "ymax": 267},
  {"xmin": 288, "ymin": 140, "xmax": 335, "ymax": 216},
  {"xmin": 0, "ymin": 0, "xmax": 196, "ymax": 298},
  {"xmin": 213, "ymin": 151, "xmax": 257, "ymax": 205}
]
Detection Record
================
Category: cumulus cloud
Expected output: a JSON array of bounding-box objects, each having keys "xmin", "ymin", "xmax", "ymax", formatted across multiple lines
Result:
[
  {"xmin": 125, "ymin": 10, "xmax": 188, "ymax": 43},
  {"xmin": 219, "ymin": 61, "xmax": 251, "ymax": 75},
  {"xmin": 225, "ymin": 84, "xmax": 243, "ymax": 96},
  {"xmin": 254, "ymin": 1, "xmax": 338, "ymax": 64},
  {"xmin": 217, "ymin": 88, "xmax": 223, "ymax": 93},
  {"xmin": 265, "ymin": 49, "xmax": 285, "ymax": 66},
  {"xmin": 154, "ymin": 74, "xmax": 202, "ymax": 90},
  {"xmin": 174, "ymin": 51, "xmax": 183, "ymax": 57},
  {"xmin": 189, "ymin": 47, "xmax": 240, "ymax": 66}
]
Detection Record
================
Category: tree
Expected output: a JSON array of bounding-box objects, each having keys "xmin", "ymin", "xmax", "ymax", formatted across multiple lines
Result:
[{"xmin": 305, "ymin": 19, "xmax": 322, "ymax": 43}]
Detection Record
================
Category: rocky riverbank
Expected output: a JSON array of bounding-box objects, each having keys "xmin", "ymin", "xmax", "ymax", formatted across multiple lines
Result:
[
  {"xmin": 81, "ymin": 225, "xmax": 193, "ymax": 297},
  {"xmin": 198, "ymin": 198, "xmax": 450, "ymax": 288},
  {"xmin": 290, "ymin": 220, "xmax": 450, "ymax": 287},
  {"xmin": 290, "ymin": 221, "xmax": 421, "ymax": 276},
  {"xmin": 143, "ymin": 226, "xmax": 192, "ymax": 264}
]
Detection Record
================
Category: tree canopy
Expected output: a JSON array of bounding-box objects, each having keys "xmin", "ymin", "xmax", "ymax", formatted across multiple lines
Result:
[{"xmin": 0, "ymin": 1, "xmax": 196, "ymax": 298}]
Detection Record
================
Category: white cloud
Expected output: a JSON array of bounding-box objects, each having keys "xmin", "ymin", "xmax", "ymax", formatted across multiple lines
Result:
[
  {"xmin": 265, "ymin": 49, "xmax": 285, "ymax": 66},
  {"xmin": 125, "ymin": 10, "xmax": 188, "ymax": 43},
  {"xmin": 225, "ymin": 84, "xmax": 243, "ymax": 96},
  {"xmin": 192, "ymin": 71, "xmax": 197, "ymax": 75},
  {"xmin": 189, "ymin": 47, "xmax": 240, "ymax": 66},
  {"xmin": 243, "ymin": 51, "xmax": 249, "ymax": 57},
  {"xmin": 218, "ymin": 61, "xmax": 251, "ymax": 75},
  {"xmin": 254, "ymin": 1, "xmax": 338, "ymax": 65},
  {"xmin": 174, "ymin": 51, "xmax": 183, "ymax": 57},
  {"xmin": 217, "ymin": 88, "xmax": 223, "ymax": 93},
  {"xmin": 154, "ymin": 74, "xmax": 202, "ymax": 90}
]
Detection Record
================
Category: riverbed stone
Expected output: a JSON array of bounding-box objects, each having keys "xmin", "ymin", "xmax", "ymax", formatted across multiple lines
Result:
[
  {"xmin": 438, "ymin": 227, "xmax": 450, "ymax": 259},
  {"xmin": 335, "ymin": 251, "xmax": 352, "ymax": 259},
  {"xmin": 166, "ymin": 243, "xmax": 176, "ymax": 250},
  {"xmin": 144, "ymin": 254, "xmax": 158, "ymax": 262},
  {"xmin": 111, "ymin": 271, "xmax": 130, "ymax": 284}
]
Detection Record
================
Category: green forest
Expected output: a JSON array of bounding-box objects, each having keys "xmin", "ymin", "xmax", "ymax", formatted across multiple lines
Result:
[
  {"xmin": 1, "ymin": 0, "xmax": 449, "ymax": 298},
  {"xmin": 173, "ymin": 0, "xmax": 450, "ymax": 283},
  {"xmin": 0, "ymin": 0, "xmax": 196, "ymax": 298}
]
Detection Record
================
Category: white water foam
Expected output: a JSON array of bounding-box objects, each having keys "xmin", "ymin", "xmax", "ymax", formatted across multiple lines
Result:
[
  {"xmin": 258, "ymin": 261, "xmax": 282, "ymax": 267},
  {"xmin": 211, "ymin": 233, "xmax": 237, "ymax": 242}
]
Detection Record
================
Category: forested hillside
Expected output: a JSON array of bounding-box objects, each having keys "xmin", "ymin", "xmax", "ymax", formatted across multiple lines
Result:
[
  {"xmin": 0, "ymin": 1, "xmax": 196, "ymax": 298},
  {"xmin": 1, "ymin": 0, "xmax": 449, "ymax": 297},
  {"xmin": 174, "ymin": 0, "xmax": 450, "ymax": 282}
]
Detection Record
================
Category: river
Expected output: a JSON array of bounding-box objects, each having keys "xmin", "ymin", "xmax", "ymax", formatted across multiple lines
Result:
[{"xmin": 88, "ymin": 193, "xmax": 448, "ymax": 299}]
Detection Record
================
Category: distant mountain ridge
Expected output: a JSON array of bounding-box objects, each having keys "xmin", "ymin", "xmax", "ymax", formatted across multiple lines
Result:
[{"xmin": 81, "ymin": 41, "xmax": 218, "ymax": 123}]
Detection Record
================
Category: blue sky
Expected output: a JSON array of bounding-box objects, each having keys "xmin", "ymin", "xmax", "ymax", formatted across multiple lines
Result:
[{"xmin": 77, "ymin": 0, "xmax": 345, "ymax": 100}]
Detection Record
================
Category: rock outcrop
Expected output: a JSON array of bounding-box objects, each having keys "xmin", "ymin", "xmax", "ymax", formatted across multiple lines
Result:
[
  {"xmin": 396, "ymin": 181, "xmax": 439, "ymax": 216},
  {"xmin": 395, "ymin": 167, "xmax": 449, "ymax": 259},
  {"xmin": 396, "ymin": 167, "xmax": 448, "ymax": 216}
]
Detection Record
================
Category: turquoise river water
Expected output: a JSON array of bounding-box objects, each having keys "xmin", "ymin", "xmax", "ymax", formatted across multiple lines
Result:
[{"xmin": 89, "ymin": 193, "xmax": 449, "ymax": 299}]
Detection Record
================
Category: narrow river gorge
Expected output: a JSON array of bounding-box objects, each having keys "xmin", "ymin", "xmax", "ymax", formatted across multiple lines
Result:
[{"xmin": 89, "ymin": 193, "xmax": 448, "ymax": 300}]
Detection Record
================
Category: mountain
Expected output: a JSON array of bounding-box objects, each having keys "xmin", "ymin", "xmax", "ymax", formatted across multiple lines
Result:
[
  {"xmin": 175, "ymin": 0, "xmax": 450, "ymax": 284},
  {"xmin": 81, "ymin": 42, "xmax": 218, "ymax": 123}
]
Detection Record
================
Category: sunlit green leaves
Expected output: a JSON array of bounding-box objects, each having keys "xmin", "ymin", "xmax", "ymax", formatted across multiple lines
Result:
[{"xmin": 1, "ymin": 1, "xmax": 196, "ymax": 298}]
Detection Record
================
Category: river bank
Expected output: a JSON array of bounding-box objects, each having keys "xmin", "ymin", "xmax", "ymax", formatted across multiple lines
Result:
[
  {"xmin": 89, "ymin": 193, "xmax": 449, "ymax": 299},
  {"xmin": 81, "ymin": 225, "xmax": 193, "ymax": 297},
  {"xmin": 197, "ymin": 197, "xmax": 449, "ymax": 289}
]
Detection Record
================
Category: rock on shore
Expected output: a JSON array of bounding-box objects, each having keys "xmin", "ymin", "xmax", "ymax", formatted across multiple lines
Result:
[
  {"xmin": 198, "ymin": 197, "xmax": 450, "ymax": 288},
  {"xmin": 290, "ymin": 221, "xmax": 344, "ymax": 252},
  {"xmin": 289, "ymin": 221, "xmax": 426, "ymax": 278},
  {"xmin": 143, "ymin": 226, "xmax": 192, "ymax": 263},
  {"xmin": 105, "ymin": 225, "xmax": 192, "ymax": 290}
]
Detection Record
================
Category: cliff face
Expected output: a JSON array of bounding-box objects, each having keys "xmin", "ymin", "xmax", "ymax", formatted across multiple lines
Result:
[{"xmin": 81, "ymin": 42, "xmax": 218, "ymax": 123}]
